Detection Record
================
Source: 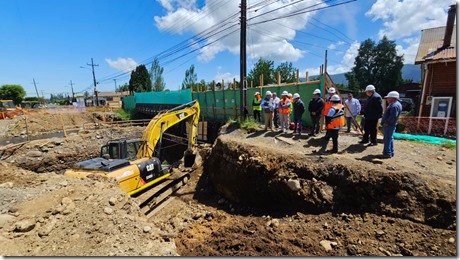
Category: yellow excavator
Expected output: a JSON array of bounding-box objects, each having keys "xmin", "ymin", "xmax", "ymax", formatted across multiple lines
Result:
[{"xmin": 65, "ymin": 100, "xmax": 200, "ymax": 197}]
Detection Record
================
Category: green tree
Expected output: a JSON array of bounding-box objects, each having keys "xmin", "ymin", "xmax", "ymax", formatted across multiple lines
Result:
[
  {"xmin": 247, "ymin": 58, "xmax": 275, "ymax": 86},
  {"xmin": 116, "ymin": 83, "xmax": 130, "ymax": 93},
  {"xmin": 181, "ymin": 65, "xmax": 197, "ymax": 90},
  {"xmin": 83, "ymin": 91, "xmax": 90, "ymax": 100},
  {"xmin": 276, "ymin": 62, "xmax": 297, "ymax": 83},
  {"xmin": 150, "ymin": 57, "xmax": 165, "ymax": 92},
  {"xmin": 350, "ymin": 36, "xmax": 404, "ymax": 93},
  {"xmin": 345, "ymin": 72, "xmax": 361, "ymax": 96},
  {"xmin": 129, "ymin": 65, "xmax": 152, "ymax": 93},
  {"xmin": 0, "ymin": 84, "xmax": 26, "ymax": 105}
]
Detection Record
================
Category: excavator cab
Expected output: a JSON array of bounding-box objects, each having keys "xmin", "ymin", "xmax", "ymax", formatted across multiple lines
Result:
[{"xmin": 100, "ymin": 139, "xmax": 141, "ymax": 160}]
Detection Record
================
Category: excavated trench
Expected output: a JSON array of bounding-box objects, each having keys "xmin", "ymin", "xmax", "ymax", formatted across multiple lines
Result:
[{"xmin": 204, "ymin": 137, "xmax": 456, "ymax": 230}]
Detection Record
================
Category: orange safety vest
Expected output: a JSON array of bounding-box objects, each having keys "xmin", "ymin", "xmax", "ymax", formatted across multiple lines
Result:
[
  {"xmin": 326, "ymin": 103, "xmax": 345, "ymax": 129},
  {"xmin": 279, "ymin": 98, "xmax": 291, "ymax": 114},
  {"xmin": 323, "ymin": 100, "xmax": 333, "ymax": 116}
]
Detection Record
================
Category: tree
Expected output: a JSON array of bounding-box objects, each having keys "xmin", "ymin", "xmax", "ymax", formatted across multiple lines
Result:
[
  {"xmin": 0, "ymin": 84, "xmax": 26, "ymax": 105},
  {"xmin": 181, "ymin": 65, "xmax": 197, "ymax": 90},
  {"xmin": 247, "ymin": 58, "xmax": 275, "ymax": 87},
  {"xmin": 350, "ymin": 36, "xmax": 404, "ymax": 94},
  {"xmin": 345, "ymin": 72, "xmax": 361, "ymax": 96},
  {"xmin": 276, "ymin": 62, "xmax": 297, "ymax": 83},
  {"xmin": 129, "ymin": 65, "xmax": 152, "ymax": 93},
  {"xmin": 150, "ymin": 57, "xmax": 165, "ymax": 92},
  {"xmin": 83, "ymin": 91, "xmax": 90, "ymax": 100},
  {"xmin": 116, "ymin": 83, "xmax": 129, "ymax": 93}
]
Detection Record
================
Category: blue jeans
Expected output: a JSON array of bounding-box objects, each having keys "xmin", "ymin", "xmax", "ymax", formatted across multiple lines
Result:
[
  {"xmin": 382, "ymin": 125, "xmax": 396, "ymax": 156},
  {"xmin": 346, "ymin": 115, "xmax": 358, "ymax": 131},
  {"xmin": 293, "ymin": 116, "xmax": 302, "ymax": 133}
]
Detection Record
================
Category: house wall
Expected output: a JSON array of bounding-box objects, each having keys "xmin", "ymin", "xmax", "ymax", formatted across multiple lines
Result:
[{"xmin": 420, "ymin": 61, "xmax": 456, "ymax": 117}]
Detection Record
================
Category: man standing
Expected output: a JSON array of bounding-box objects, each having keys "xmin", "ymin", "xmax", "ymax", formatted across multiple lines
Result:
[
  {"xmin": 380, "ymin": 91, "xmax": 402, "ymax": 158},
  {"xmin": 292, "ymin": 93, "xmax": 305, "ymax": 135},
  {"xmin": 261, "ymin": 91, "xmax": 275, "ymax": 131},
  {"xmin": 308, "ymin": 89, "xmax": 324, "ymax": 136},
  {"xmin": 325, "ymin": 95, "xmax": 345, "ymax": 153},
  {"xmin": 360, "ymin": 85, "xmax": 383, "ymax": 146},
  {"xmin": 252, "ymin": 92, "xmax": 262, "ymax": 123},
  {"xmin": 344, "ymin": 93, "xmax": 361, "ymax": 132},
  {"xmin": 279, "ymin": 91, "xmax": 291, "ymax": 133},
  {"xmin": 272, "ymin": 92, "xmax": 280, "ymax": 129},
  {"xmin": 321, "ymin": 87, "xmax": 338, "ymax": 140}
]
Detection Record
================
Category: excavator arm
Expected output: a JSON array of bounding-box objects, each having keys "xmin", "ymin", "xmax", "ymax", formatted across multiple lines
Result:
[{"xmin": 136, "ymin": 100, "xmax": 200, "ymax": 159}]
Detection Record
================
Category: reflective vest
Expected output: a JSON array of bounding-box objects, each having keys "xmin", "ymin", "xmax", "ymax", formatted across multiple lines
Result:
[
  {"xmin": 279, "ymin": 98, "xmax": 291, "ymax": 114},
  {"xmin": 253, "ymin": 97, "xmax": 262, "ymax": 111},
  {"xmin": 323, "ymin": 101, "xmax": 333, "ymax": 116},
  {"xmin": 289, "ymin": 97, "xmax": 293, "ymax": 113},
  {"xmin": 326, "ymin": 103, "xmax": 345, "ymax": 129}
]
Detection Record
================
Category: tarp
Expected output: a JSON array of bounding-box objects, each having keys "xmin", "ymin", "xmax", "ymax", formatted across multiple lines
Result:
[
  {"xmin": 134, "ymin": 89, "xmax": 192, "ymax": 104},
  {"xmin": 393, "ymin": 132, "xmax": 456, "ymax": 145}
]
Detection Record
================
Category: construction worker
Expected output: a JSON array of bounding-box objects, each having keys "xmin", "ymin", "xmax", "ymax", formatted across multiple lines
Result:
[
  {"xmin": 380, "ymin": 91, "xmax": 402, "ymax": 159},
  {"xmin": 325, "ymin": 94, "xmax": 345, "ymax": 153},
  {"xmin": 360, "ymin": 85, "xmax": 383, "ymax": 146},
  {"xmin": 261, "ymin": 90, "xmax": 275, "ymax": 131},
  {"xmin": 252, "ymin": 92, "xmax": 262, "ymax": 123},
  {"xmin": 288, "ymin": 93, "xmax": 293, "ymax": 130},
  {"xmin": 292, "ymin": 93, "xmax": 305, "ymax": 135},
  {"xmin": 308, "ymin": 89, "xmax": 324, "ymax": 137},
  {"xmin": 272, "ymin": 92, "xmax": 280, "ymax": 129},
  {"xmin": 279, "ymin": 91, "xmax": 291, "ymax": 133},
  {"xmin": 321, "ymin": 87, "xmax": 338, "ymax": 140}
]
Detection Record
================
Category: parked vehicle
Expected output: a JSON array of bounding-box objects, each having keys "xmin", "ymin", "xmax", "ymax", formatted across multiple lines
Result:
[{"xmin": 400, "ymin": 98, "xmax": 415, "ymax": 112}]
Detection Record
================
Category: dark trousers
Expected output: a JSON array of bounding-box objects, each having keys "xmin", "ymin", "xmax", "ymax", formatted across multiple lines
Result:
[
  {"xmin": 254, "ymin": 110, "xmax": 261, "ymax": 123},
  {"xmin": 273, "ymin": 109, "xmax": 280, "ymax": 128},
  {"xmin": 363, "ymin": 118, "xmax": 378, "ymax": 143},
  {"xmin": 310, "ymin": 114, "xmax": 321, "ymax": 135},
  {"xmin": 326, "ymin": 129, "xmax": 339, "ymax": 151},
  {"xmin": 293, "ymin": 115, "xmax": 302, "ymax": 133}
]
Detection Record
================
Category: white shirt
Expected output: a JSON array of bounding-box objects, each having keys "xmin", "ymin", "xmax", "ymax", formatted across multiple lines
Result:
[{"xmin": 345, "ymin": 98, "xmax": 361, "ymax": 117}]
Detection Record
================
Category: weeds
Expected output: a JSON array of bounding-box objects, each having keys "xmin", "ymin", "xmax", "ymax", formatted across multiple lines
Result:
[{"xmin": 441, "ymin": 142, "xmax": 456, "ymax": 150}]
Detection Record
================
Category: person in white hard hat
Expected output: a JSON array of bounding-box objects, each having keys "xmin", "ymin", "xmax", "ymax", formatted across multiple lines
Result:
[
  {"xmin": 345, "ymin": 93, "xmax": 361, "ymax": 132},
  {"xmin": 279, "ymin": 91, "xmax": 291, "ymax": 133},
  {"xmin": 252, "ymin": 92, "xmax": 262, "ymax": 123},
  {"xmin": 308, "ymin": 89, "xmax": 324, "ymax": 136},
  {"xmin": 261, "ymin": 90, "xmax": 275, "ymax": 131},
  {"xmin": 380, "ymin": 91, "xmax": 402, "ymax": 159},
  {"xmin": 324, "ymin": 94, "xmax": 345, "ymax": 153},
  {"xmin": 359, "ymin": 84, "xmax": 383, "ymax": 146},
  {"xmin": 321, "ymin": 87, "xmax": 340, "ymax": 140},
  {"xmin": 272, "ymin": 92, "xmax": 281, "ymax": 129},
  {"xmin": 292, "ymin": 93, "xmax": 305, "ymax": 135}
]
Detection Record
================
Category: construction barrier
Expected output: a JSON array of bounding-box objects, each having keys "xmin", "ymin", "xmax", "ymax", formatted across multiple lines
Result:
[{"xmin": 397, "ymin": 116, "xmax": 456, "ymax": 139}]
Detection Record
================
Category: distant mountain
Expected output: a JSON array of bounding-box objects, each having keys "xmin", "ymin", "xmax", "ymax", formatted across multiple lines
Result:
[{"xmin": 303, "ymin": 64, "xmax": 421, "ymax": 85}]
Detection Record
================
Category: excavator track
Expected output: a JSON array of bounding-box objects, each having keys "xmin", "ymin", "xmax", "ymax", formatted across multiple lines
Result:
[{"xmin": 132, "ymin": 169, "xmax": 191, "ymax": 218}]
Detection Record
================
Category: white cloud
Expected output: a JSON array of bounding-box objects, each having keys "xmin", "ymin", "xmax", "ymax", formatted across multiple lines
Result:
[
  {"xmin": 396, "ymin": 37, "xmax": 420, "ymax": 64},
  {"xmin": 328, "ymin": 41, "xmax": 345, "ymax": 50},
  {"xmin": 303, "ymin": 41, "xmax": 360, "ymax": 75},
  {"xmin": 366, "ymin": 0, "xmax": 452, "ymax": 39},
  {"xmin": 154, "ymin": 0, "xmax": 322, "ymax": 63},
  {"xmin": 214, "ymin": 72, "xmax": 239, "ymax": 85},
  {"xmin": 105, "ymin": 57, "xmax": 139, "ymax": 72}
]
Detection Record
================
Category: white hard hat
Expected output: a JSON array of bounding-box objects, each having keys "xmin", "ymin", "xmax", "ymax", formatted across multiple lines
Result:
[
  {"xmin": 254, "ymin": 92, "xmax": 260, "ymax": 96},
  {"xmin": 293, "ymin": 93, "xmax": 300, "ymax": 99},
  {"xmin": 281, "ymin": 91, "xmax": 288, "ymax": 96},
  {"xmin": 331, "ymin": 94, "xmax": 341, "ymax": 102},
  {"xmin": 266, "ymin": 91, "xmax": 272, "ymax": 96},
  {"xmin": 365, "ymin": 85, "xmax": 375, "ymax": 92},
  {"xmin": 328, "ymin": 87, "xmax": 336, "ymax": 94},
  {"xmin": 313, "ymin": 89, "xmax": 321, "ymax": 95},
  {"xmin": 288, "ymin": 93, "xmax": 292, "ymax": 97},
  {"xmin": 384, "ymin": 91, "xmax": 400, "ymax": 100}
]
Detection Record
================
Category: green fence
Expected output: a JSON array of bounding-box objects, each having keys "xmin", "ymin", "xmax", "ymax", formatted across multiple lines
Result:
[
  {"xmin": 192, "ymin": 78, "xmax": 324, "ymax": 126},
  {"xmin": 123, "ymin": 96, "xmax": 136, "ymax": 110},
  {"xmin": 122, "ymin": 89, "xmax": 193, "ymax": 110}
]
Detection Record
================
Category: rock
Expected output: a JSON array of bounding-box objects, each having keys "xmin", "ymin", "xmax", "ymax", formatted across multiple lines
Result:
[
  {"xmin": 13, "ymin": 220, "xmax": 35, "ymax": 232},
  {"xmin": 143, "ymin": 226, "xmax": 152, "ymax": 233},
  {"xmin": 109, "ymin": 197, "xmax": 117, "ymax": 206},
  {"xmin": 287, "ymin": 179, "xmax": 301, "ymax": 192},
  {"xmin": 375, "ymin": 230, "xmax": 385, "ymax": 237},
  {"xmin": 379, "ymin": 247, "xmax": 392, "ymax": 256},
  {"xmin": 448, "ymin": 237, "xmax": 455, "ymax": 243},
  {"xmin": 0, "ymin": 214, "xmax": 16, "ymax": 229},
  {"xmin": 446, "ymin": 161, "xmax": 454, "ymax": 165},
  {"xmin": 217, "ymin": 198, "xmax": 226, "ymax": 204},
  {"xmin": 192, "ymin": 213, "xmax": 203, "ymax": 220},
  {"xmin": 323, "ymin": 222, "xmax": 329, "ymax": 229},
  {"xmin": 330, "ymin": 242, "xmax": 338, "ymax": 247},
  {"xmin": 26, "ymin": 151, "xmax": 42, "ymax": 157},
  {"xmin": 0, "ymin": 182, "xmax": 14, "ymax": 188},
  {"xmin": 59, "ymin": 180, "xmax": 68, "ymax": 187},
  {"xmin": 104, "ymin": 207, "xmax": 114, "ymax": 215},
  {"xmin": 371, "ymin": 159, "xmax": 384, "ymax": 164},
  {"xmin": 437, "ymin": 157, "xmax": 443, "ymax": 161},
  {"xmin": 270, "ymin": 219, "xmax": 280, "ymax": 227},
  {"xmin": 320, "ymin": 240, "xmax": 333, "ymax": 252},
  {"xmin": 38, "ymin": 219, "xmax": 57, "ymax": 237}
]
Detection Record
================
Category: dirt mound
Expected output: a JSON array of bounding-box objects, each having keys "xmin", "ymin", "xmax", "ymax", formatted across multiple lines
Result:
[{"xmin": 0, "ymin": 161, "xmax": 179, "ymax": 256}]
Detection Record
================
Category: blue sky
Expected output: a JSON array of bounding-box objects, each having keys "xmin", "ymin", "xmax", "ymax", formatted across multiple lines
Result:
[{"xmin": 0, "ymin": 0, "xmax": 454, "ymax": 98}]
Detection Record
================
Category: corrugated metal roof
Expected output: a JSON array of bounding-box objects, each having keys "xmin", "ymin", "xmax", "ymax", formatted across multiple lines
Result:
[{"xmin": 414, "ymin": 25, "xmax": 456, "ymax": 64}]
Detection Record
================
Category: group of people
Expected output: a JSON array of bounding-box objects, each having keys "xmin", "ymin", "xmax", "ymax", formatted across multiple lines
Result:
[{"xmin": 252, "ymin": 84, "xmax": 403, "ymax": 158}]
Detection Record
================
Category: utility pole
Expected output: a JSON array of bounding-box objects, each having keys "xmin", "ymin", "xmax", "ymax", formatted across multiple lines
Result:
[
  {"xmin": 40, "ymin": 90, "xmax": 46, "ymax": 106},
  {"xmin": 32, "ymin": 78, "xmax": 40, "ymax": 101},
  {"xmin": 239, "ymin": 0, "xmax": 247, "ymax": 121},
  {"xmin": 113, "ymin": 79, "xmax": 117, "ymax": 92},
  {"xmin": 69, "ymin": 80, "xmax": 75, "ymax": 102},
  {"xmin": 87, "ymin": 58, "xmax": 99, "ymax": 106}
]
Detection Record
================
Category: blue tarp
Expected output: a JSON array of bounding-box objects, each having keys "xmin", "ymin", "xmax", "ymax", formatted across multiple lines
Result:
[{"xmin": 393, "ymin": 133, "xmax": 456, "ymax": 145}]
